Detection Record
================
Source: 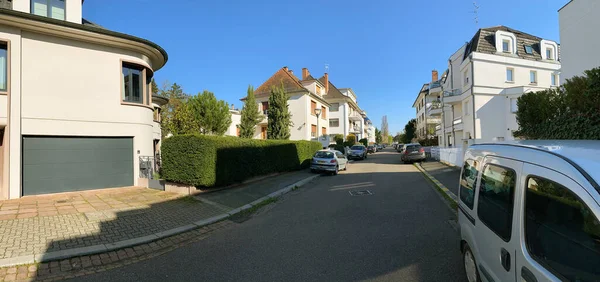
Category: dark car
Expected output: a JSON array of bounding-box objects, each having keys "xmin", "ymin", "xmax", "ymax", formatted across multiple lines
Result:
[
  {"xmin": 348, "ymin": 145, "xmax": 368, "ymax": 160},
  {"xmin": 401, "ymin": 143, "xmax": 426, "ymax": 163},
  {"xmin": 367, "ymin": 145, "xmax": 376, "ymax": 154}
]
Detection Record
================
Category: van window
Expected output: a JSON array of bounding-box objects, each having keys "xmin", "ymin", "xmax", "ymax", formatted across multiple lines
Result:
[
  {"xmin": 460, "ymin": 159, "xmax": 479, "ymax": 209},
  {"xmin": 525, "ymin": 176, "xmax": 600, "ymax": 281},
  {"xmin": 477, "ymin": 164, "xmax": 516, "ymax": 242}
]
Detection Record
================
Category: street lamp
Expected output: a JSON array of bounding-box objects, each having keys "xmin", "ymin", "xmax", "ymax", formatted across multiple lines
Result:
[{"xmin": 314, "ymin": 108, "xmax": 322, "ymax": 140}]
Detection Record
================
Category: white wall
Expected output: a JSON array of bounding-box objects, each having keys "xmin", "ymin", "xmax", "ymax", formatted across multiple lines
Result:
[
  {"xmin": 327, "ymin": 100, "xmax": 346, "ymax": 137},
  {"xmin": 305, "ymin": 96, "xmax": 329, "ymax": 141},
  {"xmin": 226, "ymin": 112, "xmax": 241, "ymax": 137},
  {"xmin": 472, "ymin": 54, "xmax": 560, "ymax": 89},
  {"xmin": 290, "ymin": 94, "xmax": 309, "ymax": 140},
  {"xmin": 559, "ymin": 0, "xmax": 600, "ymax": 83}
]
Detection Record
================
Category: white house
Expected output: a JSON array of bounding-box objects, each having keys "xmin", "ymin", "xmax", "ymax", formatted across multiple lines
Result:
[
  {"xmin": 225, "ymin": 108, "xmax": 241, "ymax": 137},
  {"xmin": 431, "ymin": 26, "xmax": 561, "ymax": 150},
  {"xmin": 559, "ymin": 0, "xmax": 598, "ymax": 83},
  {"xmin": 245, "ymin": 67, "xmax": 330, "ymax": 145},
  {"xmin": 317, "ymin": 76, "xmax": 366, "ymax": 142},
  {"xmin": 0, "ymin": 0, "xmax": 168, "ymax": 199},
  {"xmin": 365, "ymin": 118, "xmax": 375, "ymax": 144}
]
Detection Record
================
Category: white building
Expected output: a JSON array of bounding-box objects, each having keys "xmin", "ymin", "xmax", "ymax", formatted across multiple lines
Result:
[
  {"xmin": 365, "ymin": 118, "xmax": 376, "ymax": 144},
  {"xmin": 432, "ymin": 26, "xmax": 561, "ymax": 150},
  {"xmin": 245, "ymin": 67, "xmax": 330, "ymax": 145},
  {"xmin": 317, "ymin": 77, "xmax": 366, "ymax": 141},
  {"xmin": 559, "ymin": 0, "xmax": 598, "ymax": 83},
  {"xmin": 0, "ymin": 0, "xmax": 168, "ymax": 199},
  {"xmin": 225, "ymin": 108, "xmax": 241, "ymax": 137}
]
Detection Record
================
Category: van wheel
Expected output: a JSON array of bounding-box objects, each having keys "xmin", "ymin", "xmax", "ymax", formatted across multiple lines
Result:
[{"xmin": 463, "ymin": 245, "xmax": 481, "ymax": 282}]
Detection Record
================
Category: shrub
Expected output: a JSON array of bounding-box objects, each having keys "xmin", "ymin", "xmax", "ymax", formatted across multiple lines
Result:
[
  {"xmin": 161, "ymin": 135, "xmax": 322, "ymax": 187},
  {"xmin": 418, "ymin": 137, "xmax": 439, "ymax": 147},
  {"xmin": 346, "ymin": 134, "xmax": 356, "ymax": 145},
  {"xmin": 358, "ymin": 138, "xmax": 368, "ymax": 146},
  {"xmin": 334, "ymin": 134, "xmax": 344, "ymax": 145}
]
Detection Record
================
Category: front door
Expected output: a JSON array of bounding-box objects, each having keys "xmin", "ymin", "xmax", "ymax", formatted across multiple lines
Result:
[
  {"xmin": 516, "ymin": 163, "xmax": 600, "ymax": 282},
  {"xmin": 473, "ymin": 156, "xmax": 522, "ymax": 282},
  {"xmin": 261, "ymin": 127, "xmax": 267, "ymax": 139}
]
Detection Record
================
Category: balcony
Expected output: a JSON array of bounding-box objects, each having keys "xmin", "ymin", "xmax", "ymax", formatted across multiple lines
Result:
[
  {"xmin": 349, "ymin": 126, "xmax": 361, "ymax": 134},
  {"xmin": 349, "ymin": 112, "xmax": 362, "ymax": 121},
  {"xmin": 453, "ymin": 117, "xmax": 464, "ymax": 131},
  {"xmin": 429, "ymin": 81, "xmax": 442, "ymax": 94},
  {"xmin": 427, "ymin": 118, "xmax": 442, "ymax": 124},
  {"xmin": 443, "ymin": 89, "xmax": 466, "ymax": 104},
  {"xmin": 427, "ymin": 101, "xmax": 443, "ymax": 117}
]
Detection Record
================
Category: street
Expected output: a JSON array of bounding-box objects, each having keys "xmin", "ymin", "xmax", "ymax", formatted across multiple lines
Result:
[{"xmin": 71, "ymin": 149, "xmax": 465, "ymax": 282}]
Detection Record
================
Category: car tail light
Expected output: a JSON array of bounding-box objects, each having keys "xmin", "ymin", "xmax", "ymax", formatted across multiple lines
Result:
[
  {"xmin": 330, "ymin": 159, "xmax": 337, "ymax": 163},
  {"xmin": 419, "ymin": 148, "xmax": 425, "ymax": 153},
  {"xmin": 404, "ymin": 150, "xmax": 409, "ymax": 155}
]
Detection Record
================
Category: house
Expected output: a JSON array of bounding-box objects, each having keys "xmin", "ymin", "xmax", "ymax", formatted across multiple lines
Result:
[
  {"xmin": 226, "ymin": 107, "xmax": 241, "ymax": 137},
  {"xmin": 247, "ymin": 67, "xmax": 330, "ymax": 143},
  {"xmin": 559, "ymin": 0, "xmax": 597, "ymax": 83},
  {"xmin": 318, "ymin": 76, "xmax": 366, "ymax": 141},
  {"xmin": 365, "ymin": 118, "xmax": 376, "ymax": 144},
  {"xmin": 428, "ymin": 26, "xmax": 560, "ymax": 150},
  {"xmin": 0, "ymin": 0, "xmax": 168, "ymax": 199},
  {"xmin": 412, "ymin": 74, "xmax": 442, "ymax": 141}
]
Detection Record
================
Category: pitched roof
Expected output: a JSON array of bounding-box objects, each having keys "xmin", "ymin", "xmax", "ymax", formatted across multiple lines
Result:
[
  {"xmin": 318, "ymin": 76, "xmax": 346, "ymax": 100},
  {"xmin": 254, "ymin": 67, "xmax": 307, "ymax": 99},
  {"xmin": 463, "ymin": 26, "xmax": 548, "ymax": 61}
]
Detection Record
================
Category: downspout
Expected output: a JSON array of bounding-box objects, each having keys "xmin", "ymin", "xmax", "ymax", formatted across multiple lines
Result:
[{"xmin": 470, "ymin": 56, "xmax": 476, "ymax": 142}]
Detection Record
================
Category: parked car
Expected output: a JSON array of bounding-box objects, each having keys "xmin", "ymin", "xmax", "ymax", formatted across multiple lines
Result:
[
  {"xmin": 458, "ymin": 141, "xmax": 600, "ymax": 282},
  {"xmin": 377, "ymin": 144, "xmax": 384, "ymax": 151},
  {"xmin": 367, "ymin": 145, "xmax": 376, "ymax": 154},
  {"xmin": 400, "ymin": 143, "xmax": 425, "ymax": 163},
  {"xmin": 310, "ymin": 150, "xmax": 348, "ymax": 175},
  {"xmin": 347, "ymin": 145, "xmax": 368, "ymax": 160},
  {"xmin": 396, "ymin": 144, "xmax": 405, "ymax": 153}
]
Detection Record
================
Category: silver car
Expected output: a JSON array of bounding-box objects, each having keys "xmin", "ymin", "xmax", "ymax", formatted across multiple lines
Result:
[
  {"xmin": 310, "ymin": 150, "xmax": 348, "ymax": 175},
  {"xmin": 347, "ymin": 145, "xmax": 368, "ymax": 160},
  {"xmin": 458, "ymin": 141, "xmax": 600, "ymax": 282},
  {"xmin": 400, "ymin": 143, "xmax": 425, "ymax": 163}
]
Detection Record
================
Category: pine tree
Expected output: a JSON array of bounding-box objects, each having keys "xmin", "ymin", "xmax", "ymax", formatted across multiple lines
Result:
[
  {"xmin": 187, "ymin": 90, "xmax": 232, "ymax": 136},
  {"xmin": 239, "ymin": 85, "xmax": 263, "ymax": 138},
  {"xmin": 267, "ymin": 84, "xmax": 292, "ymax": 140}
]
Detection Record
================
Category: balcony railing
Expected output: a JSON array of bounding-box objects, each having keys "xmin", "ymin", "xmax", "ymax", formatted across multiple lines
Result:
[
  {"xmin": 443, "ymin": 89, "xmax": 462, "ymax": 97},
  {"xmin": 436, "ymin": 124, "xmax": 442, "ymax": 130},
  {"xmin": 453, "ymin": 117, "xmax": 463, "ymax": 125}
]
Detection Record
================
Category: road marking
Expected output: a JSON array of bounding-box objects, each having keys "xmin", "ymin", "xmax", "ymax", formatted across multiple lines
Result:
[{"xmin": 330, "ymin": 184, "xmax": 376, "ymax": 191}]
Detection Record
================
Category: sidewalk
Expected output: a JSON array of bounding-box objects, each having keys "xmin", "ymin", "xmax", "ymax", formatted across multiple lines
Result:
[
  {"xmin": 419, "ymin": 162, "xmax": 461, "ymax": 196},
  {"xmin": 0, "ymin": 170, "xmax": 318, "ymax": 269}
]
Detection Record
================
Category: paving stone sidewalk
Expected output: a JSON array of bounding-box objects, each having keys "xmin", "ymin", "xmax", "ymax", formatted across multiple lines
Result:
[{"xmin": 0, "ymin": 170, "xmax": 316, "ymax": 270}]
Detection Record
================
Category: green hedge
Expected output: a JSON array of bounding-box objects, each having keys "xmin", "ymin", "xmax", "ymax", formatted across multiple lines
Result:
[{"xmin": 161, "ymin": 135, "xmax": 322, "ymax": 187}]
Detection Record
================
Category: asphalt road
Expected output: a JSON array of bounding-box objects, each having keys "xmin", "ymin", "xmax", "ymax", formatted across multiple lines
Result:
[{"xmin": 71, "ymin": 149, "xmax": 465, "ymax": 282}]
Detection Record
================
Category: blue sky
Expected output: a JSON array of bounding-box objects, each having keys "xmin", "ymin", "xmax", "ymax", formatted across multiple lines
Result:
[{"xmin": 84, "ymin": 0, "xmax": 566, "ymax": 134}]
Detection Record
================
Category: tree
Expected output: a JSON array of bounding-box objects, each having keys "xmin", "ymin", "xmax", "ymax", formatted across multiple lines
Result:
[
  {"xmin": 160, "ymin": 83, "xmax": 190, "ymax": 138},
  {"xmin": 375, "ymin": 128, "xmax": 382, "ymax": 144},
  {"xmin": 151, "ymin": 79, "xmax": 160, "ymax": 96},
  {"xmin": 334, "ymin": 134, "xmax": 344, "ymax": 145},
  {"xmin": 358, "ymin": 138, "xmax": 368, "ymax": 146},
  {"xmin": 169, "ymin": 103, "xmax": 200, "ymax": 135},
  {"xmin": 267, "ymin": 84, "xmax": 293, "ymax": 139},
  {"xmin": 346, "ymin": 134, "xmax": 356, "ymax": 145},
  {"xmin": 401, "ymin": 119, "xmax": 416, "ymax": 144},
  {"xmin": 187, "ymin": 90, "xmax": 232, "ymax": 136},
  {"xmin": 381, "ymin": 116, "xmax": 389, "ymax": 143},
  {"xmin": 239, "ymin": 85, "xmax": 263, "ymax": 138},
  {"xmin": 387, "ymin": 135, "xmax": 393, "ymax": 144}
]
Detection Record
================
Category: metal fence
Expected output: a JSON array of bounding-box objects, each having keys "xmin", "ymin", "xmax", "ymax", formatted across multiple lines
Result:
[{"xmin": 139, "ymin": 156, "xmax": 159, "ymax": 179}]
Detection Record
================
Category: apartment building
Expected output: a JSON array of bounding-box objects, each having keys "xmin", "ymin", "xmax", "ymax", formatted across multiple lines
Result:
[
  {"xmin": 318, "ymin": 76, "xmax": 366, "ymax": 141},
  {"xmin": 559, "ymin": 0, "xmax": 598, "ymax": 83},
  {"xmin": 0, "ymin": 0, "xmax": 168, "ymax": 199},
  {"xmin": 428, "ymin": 26, "xmax": 561, "ymax": 150}
]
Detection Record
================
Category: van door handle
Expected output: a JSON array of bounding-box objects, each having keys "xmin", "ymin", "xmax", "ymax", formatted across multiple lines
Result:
[
  {"xmin": 500, "ymin": 248, "xmax": 510, "ymax": 271},
  {"xmin": 521, "ymin": 267, "xmax": 538, "ymax": 282}
]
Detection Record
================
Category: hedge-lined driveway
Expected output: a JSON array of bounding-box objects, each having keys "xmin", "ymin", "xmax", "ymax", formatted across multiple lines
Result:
[{"xmin": 74, "ymin": 149, "xmax": 465, "ymax": 282}]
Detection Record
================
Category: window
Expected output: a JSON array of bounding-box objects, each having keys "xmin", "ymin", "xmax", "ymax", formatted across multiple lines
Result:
[
  {"xmin": 236, "ymin": 127, "xmax": 240, "ymax": 137},
  {"xmin": 511, "ymin": 98, "xmax": 518, "ymax": 113},
  {"xmin": 316, "ymin": 85, "xmax": 322, "ymax": 95},
  {"xmin": 321, "ymin": 106, "xmax": 326, "ymax": 119},
  {"xmin": 311, "ymin": 124, "xmax": 317, "ymax": 137},
  {"xmin": 122, "ymin": 63, "xmax": 145, "ymax": 104},
  {"xmin": 329, "ymin": 118, "xmax": 339, "ymax": 127},
  {"xmin": 502, "ymin": 39, "xmax": 510, "ymax": 53},
  {"xmin": 551, "ymin": 74, "xmax": 558, "ymax": 86},
  {"xmin": 524, "ymin": 45, "xmax": 534, "ymax": 54},
  {"xmin": 530, "ymin": 70, "xmax": 537, "ymax": 84},
  {"xmin": 311, "ymin": 100, "xmax": 317, "ymax": 115},
  {"xmin": 322, "ymin": 127, "xmax": 326, "ymax": 136},
  {"xmin": 460, "ymin": 159, "xmax": 479, "ymax": 209},
  {"xmin": 330, "ymin": 103, "xmax": 340, "ymax": 112},
  {"xmin": 0, "ymin": 43, "xmax": 6, "ymax": 92},
  {"xmin": 525, "ymin": 176, "xmax": 600, "ymax": 281},
  {"xmin": 153, "ymin": 107, "xmax": 161, "ymax": 122},
  {"xmin": 32, "ymin": 0, "xmax": 65, "ymax": 20},
  {"xmin": 506, "ymin": 68, "xmax": 514, "ymax": 82},
  {"xmin": 463, "ymin": 70, "xmax": 469, "ymax": 85},
  {"xmin": 546, "ymin": 48, "xmax": 553, "ymax": 60},
  {"xmin": 262, "ymin": 102, "xmax": 269, "ymax": 115},
  {"xmin": 477, "ymin": 164, "xmax": 516, "ymax": 241}
]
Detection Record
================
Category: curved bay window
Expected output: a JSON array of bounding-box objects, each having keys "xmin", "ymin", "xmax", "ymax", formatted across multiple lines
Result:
[{"xmin": 121, "ymin": 62, "xmax": 153, "ymax": 106}]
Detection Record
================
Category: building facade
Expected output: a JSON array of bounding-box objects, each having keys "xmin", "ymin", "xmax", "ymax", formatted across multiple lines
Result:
[
  {"xmin": 559, "ymin": 0, "xmax": 598, "ymax": 83},
  {"xmin": 429, "ymin": 26, "xmax": 561, "ymax": 150},
  {"xmin": 0, "ymin": 0, "xmax": 168, "ymax": 199},
  {"xmin": 319, "ymin": 77, "xmax": 366, "ymax": 142}
]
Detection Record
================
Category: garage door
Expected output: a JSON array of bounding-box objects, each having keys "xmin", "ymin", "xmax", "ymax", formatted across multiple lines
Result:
[{"xmin": 22, "ymin": 136, "xmax": 134, "ymax": 196}]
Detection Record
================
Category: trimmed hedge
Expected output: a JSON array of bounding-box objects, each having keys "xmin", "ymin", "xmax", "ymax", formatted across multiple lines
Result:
[{"xmin": 161, "ymin": 135, "xmax": 322, "ymax": 187}]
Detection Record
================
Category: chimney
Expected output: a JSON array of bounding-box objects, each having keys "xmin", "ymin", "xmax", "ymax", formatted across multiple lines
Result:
[
  {"xmin": 283, "ymin": 66, "xmax": 288, "ymax": 71},
  {"xmin": 302, "ymin": 68, "xmax": 310, "ymax": 80},
  {"xmin": 324, "ymin": 73, "xmax": 329, "ymax": 93},
  {"xmin": 432, "ymin": 70, "xmax": 439, "ymax": 82}
]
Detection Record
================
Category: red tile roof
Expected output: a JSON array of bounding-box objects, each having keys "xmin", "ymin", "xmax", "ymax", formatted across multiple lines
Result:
[{"xmin": 254, "ymin": 67, "xmax": 307, "ymax": 99}]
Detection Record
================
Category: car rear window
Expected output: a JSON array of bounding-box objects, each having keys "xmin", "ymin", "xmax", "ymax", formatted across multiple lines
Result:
[
  {"xmin": 351, "ymin": 146, "xmax": 364, "ymax": 150},
  {"xmin": 314, "ymin": 151, "xmax": 334, "ymax": 158},
  {"xmin": 406, "ymin": 145, "xmax": 421, "ymax": 151}
]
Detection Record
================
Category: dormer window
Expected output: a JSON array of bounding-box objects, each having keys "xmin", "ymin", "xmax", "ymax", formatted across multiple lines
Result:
[
  {"xmin": 32, "ymin": 0, "xmax": 65, "ymax": 20},
  {"xmin": 546, "ymin": 48, "xmax": 554, "ymax": 60},
  {"xmin": 502, "ymin": 40, "xmax": 510, "ymax": 53}
]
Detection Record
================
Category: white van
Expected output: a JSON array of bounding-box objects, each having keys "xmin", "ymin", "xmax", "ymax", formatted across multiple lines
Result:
[{"xmin": 458, "ymin": 141, "xmax": 600, "ymax": 282}]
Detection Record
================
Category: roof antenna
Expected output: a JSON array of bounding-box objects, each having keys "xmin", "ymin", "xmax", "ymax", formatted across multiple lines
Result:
[
  {"xmin": 325, "ymin": 64, "xmax": 329, "ymax": 73},
  {"xmin": 472, "ymin": 1, "xmax": 480, "ymax": 27}
]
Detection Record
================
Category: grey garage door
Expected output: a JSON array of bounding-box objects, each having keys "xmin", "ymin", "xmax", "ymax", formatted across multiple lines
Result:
[{"xmin": 22, "ymin": 136, "xmax": 134, "ymax": 196}]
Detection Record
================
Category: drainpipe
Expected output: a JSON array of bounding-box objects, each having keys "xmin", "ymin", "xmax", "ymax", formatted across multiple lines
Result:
[{"xmin": 470, "ymin": 56, "xmax": 476, "ymax": 143}]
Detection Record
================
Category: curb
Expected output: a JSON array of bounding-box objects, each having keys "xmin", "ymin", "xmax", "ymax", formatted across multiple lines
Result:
[
  {"xmin": 0, "ymin": 174, "xmax": 320, "ymax": 268},
  {"xmin": 413, "ymin": 163, "xmax": 458, "ymax": 205}
]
